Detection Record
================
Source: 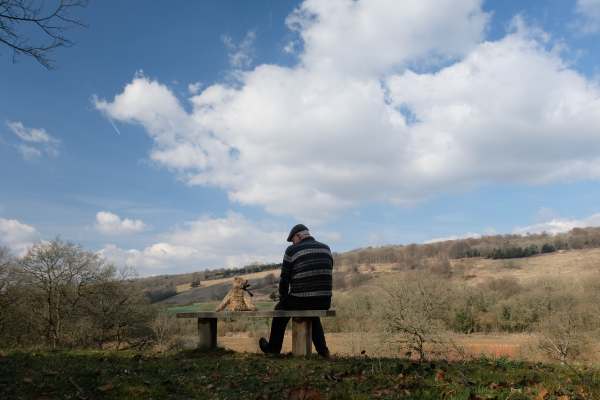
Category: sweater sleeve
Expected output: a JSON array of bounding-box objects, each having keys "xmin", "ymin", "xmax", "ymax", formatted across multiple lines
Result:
[{"xmin": 279, "ymin": 248, "xmax": 293, "ymax": 297}]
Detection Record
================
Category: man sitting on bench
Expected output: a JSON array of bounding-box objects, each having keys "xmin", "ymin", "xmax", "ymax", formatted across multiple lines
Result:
[{"xmin": 259, "ymin": 224, "xmax": 333, "ymax": 358}]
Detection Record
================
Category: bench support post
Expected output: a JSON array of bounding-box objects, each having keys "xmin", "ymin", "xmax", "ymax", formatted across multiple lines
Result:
[
  {"xmin": 197, "ymin": 318, "xmax": 217, "ymax": 350},
  {"xmin": 292, "ymin": 317, "xmax": 312, "ymax": 356}
]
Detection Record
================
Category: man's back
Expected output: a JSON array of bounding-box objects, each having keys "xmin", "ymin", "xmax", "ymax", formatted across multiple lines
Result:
[{"xmin": 279, "ymin": 237, "xmax": 333, "ymax": 309}]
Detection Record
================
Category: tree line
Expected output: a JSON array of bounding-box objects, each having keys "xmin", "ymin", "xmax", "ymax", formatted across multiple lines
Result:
[{"xmin": 333, "ymin": 227, "xmax": 600, "ymax": 267}]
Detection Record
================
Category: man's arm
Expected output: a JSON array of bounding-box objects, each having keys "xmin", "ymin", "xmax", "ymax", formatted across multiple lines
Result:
[{"xmin": 278, "ymin": 249, "xmax": 293, "ymax": 298}]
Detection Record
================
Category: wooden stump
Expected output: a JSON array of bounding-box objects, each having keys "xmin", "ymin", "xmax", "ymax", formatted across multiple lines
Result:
[
  {"xmin": 292, "ymin": 317, "xmax": 312, "ymax": 356},
  {"xmin": 197, "ymin": 318, "xmax": 217, "ymax": 350}
]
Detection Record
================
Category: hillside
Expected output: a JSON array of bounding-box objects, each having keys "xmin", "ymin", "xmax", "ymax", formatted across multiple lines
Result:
[
  {"xmin": 140, "ymin": 226, "xmax": 600, "ymax": 305},
  {"xmin": 155, "ymin": 247, "xmax": 600, "ymax": 309}
]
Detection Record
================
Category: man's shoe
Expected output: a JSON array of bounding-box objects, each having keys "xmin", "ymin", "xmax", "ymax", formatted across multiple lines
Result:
[
  {"xmin": 319, "ymin": 348, "xmax": 332, "ymax": 359},
  {"xmin": 259, "ymin": 337, "xmax": 270, "ymax": 354}
]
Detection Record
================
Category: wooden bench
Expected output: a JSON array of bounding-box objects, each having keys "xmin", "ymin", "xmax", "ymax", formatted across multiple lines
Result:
[{"xmin": 176, "ymin": 310, "xmax": 336, "ymax": 356}]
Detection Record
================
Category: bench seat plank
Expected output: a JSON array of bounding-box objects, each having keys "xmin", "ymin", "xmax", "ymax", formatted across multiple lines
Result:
[{"xmin": 176, "ymin": 310, "xmax": 336, "ymax": 319}]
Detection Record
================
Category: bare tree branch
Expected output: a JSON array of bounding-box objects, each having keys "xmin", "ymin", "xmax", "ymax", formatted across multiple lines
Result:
[{"xmin": 0, "ymin": 0, "xmax": 88, "ymax": 69}]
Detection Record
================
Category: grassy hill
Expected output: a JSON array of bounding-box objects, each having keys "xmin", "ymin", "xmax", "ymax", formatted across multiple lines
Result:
[{"xmin": 159, "ymin": 247, "xmax": 600, "ymax": 307}]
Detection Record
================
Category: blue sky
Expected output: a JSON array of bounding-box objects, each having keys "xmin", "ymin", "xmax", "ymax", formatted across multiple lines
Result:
[{"xmin": 2, "ymin": 0, "xmax": 600, "ymax": 275}]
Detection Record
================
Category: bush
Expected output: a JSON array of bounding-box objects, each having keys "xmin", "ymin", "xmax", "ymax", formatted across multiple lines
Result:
[{"xmin": 541, "ymin": 243, "xmax": 556, "ymax": 254}]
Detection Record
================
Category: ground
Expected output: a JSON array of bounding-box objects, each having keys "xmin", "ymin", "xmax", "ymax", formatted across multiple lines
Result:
[{"xmin": 0, "ymin": 349, "xmax": 598, "ymax": 399}]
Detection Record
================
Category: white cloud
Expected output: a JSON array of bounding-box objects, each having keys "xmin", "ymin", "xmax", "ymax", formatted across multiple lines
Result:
[
  {"xmin": 95, "ymin": 1, "xmax": 600, "ymax": 221},
  {"xmin": 187, "ymin": 81, "xmax": 203, "ymax": 95},
  {"xmin": 0, "ymin": 218, "xmax": 40, "ymax": 256},
  {"xmin": 286, "ymin": 0, "xmax": 488, "ymax": 76},
  {"xmin": 17, "ymin": 144, "xmax": 42, "ymax": 160},
  {"xmin": 514, "ymin": 213, "xmax": 600, "ymax": 235},
  {"xmin": 98, "ymin": 212, "xmax": 285, "ymax": 275},
  {"xmin": 575, "ymin": 0, "xmax": 600, "ymax": 33},
  {"xmin": 6, "ymin": 121, "xmax": 60, "ymax": 159},
  {"xmin": 425, "ymin": 232, "xmax": 482, "ymax": 244},
  {"xmin": 222, "ymin": 30, "xmax": 256, "ymax": 69},
  {"xmin": 95, "ymin": 211, "xmax": 146, "ymax": 235}
]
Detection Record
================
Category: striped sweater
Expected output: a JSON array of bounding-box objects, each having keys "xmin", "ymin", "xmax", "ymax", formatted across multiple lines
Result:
[{"xmin": 279, "ymin": 237, "xmax": 333, "ymax": 299}]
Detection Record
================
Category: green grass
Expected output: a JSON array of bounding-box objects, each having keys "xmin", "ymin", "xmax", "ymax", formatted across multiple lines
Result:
[
  {"xmin": 168, "ymin": 301, "xmax": 276, "ymax": 314},
  {"xmin": 1, "ymin": 350, "xmax": 598, "ymax": 399}
]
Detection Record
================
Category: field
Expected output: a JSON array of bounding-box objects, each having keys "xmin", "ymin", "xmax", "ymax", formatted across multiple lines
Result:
[
  {"xmin": 215, "ymin": 333, "xmax": 537, "ymax": 360},
  {"xmin": 162, "ymin": 248, "xmax": 600, "ymax": 364},
  {"xmin": 1, "ymin": 349, "xmax": 598, "ymax": 399},
  {"xmin": 450, "ymin": 248, "xmax": 600, "ymax": 286},
  {"xmin": 175, "ymin": 269, "xmax": 280, "ymax": 293}
]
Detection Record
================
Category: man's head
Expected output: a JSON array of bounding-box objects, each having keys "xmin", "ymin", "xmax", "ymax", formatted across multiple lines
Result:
[{"xmin": 287, "ymin": 223, "xmax": 311, "ymax": 244}]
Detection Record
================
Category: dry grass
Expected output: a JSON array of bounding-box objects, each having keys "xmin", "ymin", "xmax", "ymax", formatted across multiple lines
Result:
[
  {"xmin": 451, "ymin": 248, "xmax": 600, "ymax": 286},
  {"xmin": 176, "ymin": 269, "xmax": 280, "ymax": 293},
  {"xmin": 212, "ymin": 332, "xmax": 550, "ymax": 360}
]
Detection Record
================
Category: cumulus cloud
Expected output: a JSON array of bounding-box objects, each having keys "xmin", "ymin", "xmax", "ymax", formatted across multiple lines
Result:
[
  {"xmin": 6, "ymin": 121, "xmax": 60, "ymax": 159},
  {"xmin": 98, "ymin": 212, "xmax": 285, "ymax": 275},
  {"xmin": 575, "ymin": 0, "xmax": 600, "ymax": 33},
  {"xmin": 286, "ymin": 0, "xmax": 488, "ymax": 76},
  {"xmin": 95, "ymin": 0, "xmax": 600, "ymax": 221},
  {"xmin": 0, "ymin": 218, "xmax": 40, "ymax": 256},
  {"xmin": 514, "ymin": 213, "xmax": 600, "ymax": 235},
  {"xmin": 95, "ymin": 211, "xmax": 146, "ymax": 235}
]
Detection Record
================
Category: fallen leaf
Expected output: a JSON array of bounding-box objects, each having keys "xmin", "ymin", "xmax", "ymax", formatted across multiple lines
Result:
[
  {"xmin": 288, "ymin": 387, "xmax": 322, "ymax": 400},
  {"xmin": 97, "ymin": 383, "xmax": 114, "ymax": 392},
  {"xmin": 535, "ymin": 386, "xmax": 548, "ymax": 400},
  {"xmin": 435, "ymin": 370, "xmax": 445, "ymax": 382}
]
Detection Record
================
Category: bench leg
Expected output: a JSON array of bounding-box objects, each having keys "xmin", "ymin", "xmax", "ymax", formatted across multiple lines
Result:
[
  {"xmin": 292, "ymin": 317, "xmax": 312, "ymax": 356},
  {"xmin": 197, "ymin": 318, "xmax": 217, "ymax": 350}
]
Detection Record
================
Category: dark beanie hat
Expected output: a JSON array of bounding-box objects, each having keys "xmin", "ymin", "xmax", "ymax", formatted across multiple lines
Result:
[{"xmin": 287, "ymin": 224, "xmax": 309, "ymax": 242}]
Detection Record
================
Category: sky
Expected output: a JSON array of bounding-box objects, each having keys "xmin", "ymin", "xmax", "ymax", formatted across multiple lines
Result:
[{"xmin": 2, "ymin": 0, "xmax": 600, "ymax": 275}]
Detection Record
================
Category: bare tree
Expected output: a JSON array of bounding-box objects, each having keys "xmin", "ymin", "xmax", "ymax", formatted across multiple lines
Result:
[
  {"xmin": 151, "ymin": 311, "xmax": 175, "ymax": 350},
  {"xmin": 78, "ymin": 266, "xmax": 152, "ymax": 349},
  {"xmin": 190, "ymin": 272, "xmax": 202, "ymax": 288},
  {"xmin": 0, "ymin": 246, "xmax": 11, "ymax": 291},
  {"xmin": 537, "ymin": 309, "xmax": 589, "ymax": 364},
  {"xmin": 381, "ymin": 272, "xmax": 452, "ymax": 361},
  {"xmin": 0, "ymin": 0, "xmax": 88, "ymax": 68},
  {"xmin": 19, "ymin": 238, "xmax": 109, "ymax": 348}
]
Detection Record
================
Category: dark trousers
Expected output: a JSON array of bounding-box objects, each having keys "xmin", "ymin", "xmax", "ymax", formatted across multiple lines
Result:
[{"xmin": 266, "ymin": 295, "xmax": 330, "ymax": 355}]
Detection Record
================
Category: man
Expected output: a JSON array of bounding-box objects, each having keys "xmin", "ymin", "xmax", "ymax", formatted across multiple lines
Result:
[{"xmin": 259, "ymin": 224, "xmax": 333, "ymax": 357}]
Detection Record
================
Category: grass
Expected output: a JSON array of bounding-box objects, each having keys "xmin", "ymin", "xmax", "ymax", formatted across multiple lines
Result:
[{"xmin": 1, "ymin": 349, "xmax": 598, "ymax": 399}]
